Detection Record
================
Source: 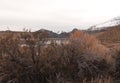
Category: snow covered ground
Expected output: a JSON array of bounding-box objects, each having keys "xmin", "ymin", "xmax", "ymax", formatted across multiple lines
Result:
[{"xmin": 89, "ymin": 16, "xmax": 120, "ymax": 31}]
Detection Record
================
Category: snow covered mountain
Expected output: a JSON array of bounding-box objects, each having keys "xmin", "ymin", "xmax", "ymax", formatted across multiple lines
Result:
[{"xmin": 89, "ymin": 16, "xmax": 120, "ymax": 31}]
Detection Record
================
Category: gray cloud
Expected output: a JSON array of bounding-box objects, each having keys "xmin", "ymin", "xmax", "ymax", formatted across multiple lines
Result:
[{"xmin": 0, "ymin": 0, "xmax": 120, "ymax": 31}]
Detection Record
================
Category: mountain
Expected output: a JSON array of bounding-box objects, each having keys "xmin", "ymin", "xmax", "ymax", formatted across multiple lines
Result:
[
  {"xmin": 34, "ymin": 29, "xmax": 58, "ymax": 38},
  {"xmin": 58, "ymin": 28, "xmax": 79, "ymax": 38},
  {"xmin": 88, "ymin": 16, "xmax": 120, "ymax": 31},
  {"xmin": 34, "ymin": 28, "xmax": 80, "ymax": 38}
]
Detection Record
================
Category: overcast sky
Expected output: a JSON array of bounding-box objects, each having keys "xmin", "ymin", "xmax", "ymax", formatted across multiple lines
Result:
[{"xmin": 0, "ymin": 0, "xmax": 120, "ymax": 32}]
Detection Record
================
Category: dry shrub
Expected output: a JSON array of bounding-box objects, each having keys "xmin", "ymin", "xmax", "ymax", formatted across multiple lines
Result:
[
  {"xmin": 0, "ymin": 33, "xmax": 47, "ymax": 83},
  {"xmin": 68, "ymin": 31, "xmax": 113, "ymax": 79},
  {"xmin": 70, "ymin": 31, "xmax": 112, "ymax": 62},
  {"xmin": 114, "ymin": 46, "xmax": 120, "ymax": 78},
  {"xmin": 0, "ymin": 31, "xmax": 116, "ymax": 83}
]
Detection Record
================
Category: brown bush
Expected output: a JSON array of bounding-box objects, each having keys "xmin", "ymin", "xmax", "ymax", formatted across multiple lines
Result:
[
  {"xmin": 70, "ymin": 31, "xmax": 112, "ymax": 61},
  {"xmin": 0, "ymin": 31, "xmax": 116, "ymax": 83}
]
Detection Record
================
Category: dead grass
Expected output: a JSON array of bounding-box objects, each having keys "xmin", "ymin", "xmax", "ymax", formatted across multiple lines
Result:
[{"xmin": 0, "ymin": 30, "xmax": 119, "ymax": 83}]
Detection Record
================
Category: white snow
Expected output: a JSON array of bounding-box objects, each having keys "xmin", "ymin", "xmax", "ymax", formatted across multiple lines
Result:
[{"xmin": 89, "ymin": 16, "xmax": 120, "ymax": 31}]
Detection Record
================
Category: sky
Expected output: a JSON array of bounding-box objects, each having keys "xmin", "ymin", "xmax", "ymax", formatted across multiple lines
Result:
[{"xmin": 0, "ymin": 0, "xmax": 120, "ymax": 32}]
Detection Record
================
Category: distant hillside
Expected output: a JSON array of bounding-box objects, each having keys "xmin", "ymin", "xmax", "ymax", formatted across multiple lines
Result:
[
  {"xmin": 90, "ymin": 25, "xmax": 120, "ymax": 44},
  {"xmin": 84, "ymin": 25, "xmax": 120, "ymax": 48},
  {"xmin": 34, "ymin": 29, "xmax": 58, "ymax": 38},
  {"xmin": 88, "ymin": 16, "xmax": 120, "ymax": 31},
  {"xmin": 87, "ymin": 16, "xmax": 120, "ymax": 44},
  {"xmin": 0, "ymin": 28, "xmax": 80, "ymax": 38},
  {"xmin": 34, "ymin": 28, "xmax": 79, "ymax": 38}
]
